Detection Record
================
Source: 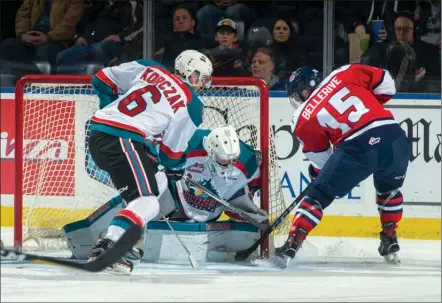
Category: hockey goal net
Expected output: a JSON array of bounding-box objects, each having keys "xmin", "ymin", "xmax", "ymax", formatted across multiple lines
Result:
[{"xmin": 13, "ymin": 75, "xmax": 290, "ymax": 256}]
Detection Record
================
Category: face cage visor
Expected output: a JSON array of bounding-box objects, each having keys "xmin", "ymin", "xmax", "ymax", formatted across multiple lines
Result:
[
  {"xmin": 288, "ymin": 92, "xmax": 304, "ymax": 109},
  {"xmin": 207, "ymin": 150, "xmax": 237, "ymax": 178},
  {"xmin": 191, "ymin": 70, "xmax": 212, "ymax": 89}
]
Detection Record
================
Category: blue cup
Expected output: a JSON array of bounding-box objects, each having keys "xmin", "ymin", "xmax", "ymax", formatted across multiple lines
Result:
[{"xmin": 371, "ymin": 20, "xmax": 385, "ymax": 42}]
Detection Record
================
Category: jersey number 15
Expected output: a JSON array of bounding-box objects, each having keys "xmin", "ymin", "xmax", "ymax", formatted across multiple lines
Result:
[{"xmin": 316, "ymin": 87, "xmax": 369, "ymax": 134}]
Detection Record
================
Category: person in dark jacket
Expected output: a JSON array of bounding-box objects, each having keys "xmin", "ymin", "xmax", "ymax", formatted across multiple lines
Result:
[
  {"xmin": 270, "ymin": 17, "xmax": 306, "ymax": 82},
  {"xmin": 362, "ymin": 11, "xmax": 440, "ymax": 93},
  {"xmin": 0, "ymin": 0, "xmax": 83, "ymax": 84},
  {"xmin": 251, "ymin": 47, "xmax": 285, "ymax": 91},
  {"xmin": 55, "ymin": 0, "xmax": 133, "ymax": 74},
  {"xmin": 154, "ymin": 4, "xmax": 206, "ymax": 71}
]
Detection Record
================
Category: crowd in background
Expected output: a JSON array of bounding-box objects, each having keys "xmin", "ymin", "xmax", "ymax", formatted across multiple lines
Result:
[{"xmin": 0, "ymin": 0, "xmax": 440, "ymax": 93}]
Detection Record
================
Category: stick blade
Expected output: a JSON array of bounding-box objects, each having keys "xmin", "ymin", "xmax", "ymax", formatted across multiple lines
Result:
[
  {"xmin": 1, "ymin": 224, "xmax": 142, "ymax": 273},
  {"xmin": 82, "ymin": 224, "xmax": 142, "ymax": 272},
  {"xmin": 234, "ymin": 248, "xmax": 255, "ymax": 262},
  {"xmin": 188, "ymin": 255, "xmax": 198, "ymax": 268}
]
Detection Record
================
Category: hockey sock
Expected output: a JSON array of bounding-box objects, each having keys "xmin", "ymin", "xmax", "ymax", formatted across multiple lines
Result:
[
  {"xmin": 105, "ymin": 196, "xmax": 160, "ymax": 243},
  {"xmin": 290, "ymin": 196, "xmax": 323, "ymax": 235},
  {"xmin": 377, "ymin": 191, "xmax": 403, "ymax": 231}
]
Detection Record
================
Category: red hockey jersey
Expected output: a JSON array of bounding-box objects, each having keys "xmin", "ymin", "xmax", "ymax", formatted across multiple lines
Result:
[{"xmin": 291, "ymin": 64, "xmax": 397, "ymax": 169}]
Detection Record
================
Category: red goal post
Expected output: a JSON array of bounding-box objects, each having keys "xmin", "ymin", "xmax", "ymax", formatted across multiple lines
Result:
[{"xmin": 14, "ymin": 74, "xmax": 287, "ymax": 257}]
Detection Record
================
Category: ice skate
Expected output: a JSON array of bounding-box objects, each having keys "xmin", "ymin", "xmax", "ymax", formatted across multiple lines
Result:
[
  {"xmin": 273, "ymin": 228, "xmax": 307, "ymax": 269},
  {"xmin": 378, "ymin": 222, "xmax": 401, "ymax": 264},
  {"xmin": 89, "ymin": 238, "xmax": 134, "ymax": 274}
]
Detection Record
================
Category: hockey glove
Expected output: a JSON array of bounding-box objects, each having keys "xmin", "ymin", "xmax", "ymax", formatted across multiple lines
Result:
[
  {"xmin": 164, "ymin": 167, "xmax": 185, "ymax": 181},
  {"xmin": 308, "ymin": 164, "xmax": 320, "ymax": 181}
]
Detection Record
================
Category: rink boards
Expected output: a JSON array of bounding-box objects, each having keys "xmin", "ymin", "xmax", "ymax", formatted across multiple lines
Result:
[{"xmin": 0, "ymin": 89, "xmax": 440, "ymax": 240}]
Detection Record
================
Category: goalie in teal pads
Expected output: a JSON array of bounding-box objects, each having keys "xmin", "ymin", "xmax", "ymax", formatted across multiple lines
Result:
[
  {"xmin": 157, "ymin": 125, "xmax": 268, "ymax": 224},
  {"xmin": 63, "ymin": 125, "xmax": 268, "ymax": 265}
]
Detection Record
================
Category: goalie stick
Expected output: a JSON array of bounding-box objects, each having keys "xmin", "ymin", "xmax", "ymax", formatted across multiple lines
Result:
[
  {"xmin": 1, "ymin": 224, "xmax": 142, "ymax": 272},
  {"xmin": 160, "ymin": 211, "xmax": 198, "ymax": 268},
  {"xmin": 183, "ymin": 176, "xmax": 270, "ymax": 231},
  {"xmin": 234, "ymin": 183, "xmax": 312, "ymax": 261}
]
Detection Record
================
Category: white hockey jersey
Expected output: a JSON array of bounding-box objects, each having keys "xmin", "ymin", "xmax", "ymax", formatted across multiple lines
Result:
[
  {"xmin": 171, "ymin": 129, "xmax": 261, "ymax": 222},
  {"xmin": 89, "ymin": 60, "xmax": 204, "ymax": 169}
]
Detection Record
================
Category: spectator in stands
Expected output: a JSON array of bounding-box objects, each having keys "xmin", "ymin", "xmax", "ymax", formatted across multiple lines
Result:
[
  {"xmin": 154, "ymin": 4, "xmax": 206, "ymax": 71},
  {"xmin": 210, "ymin": 18, "xmax": 249, "ymax": 76},
  {"xmin": 339, "ymin": 0, "xmax": 395, "ymax": 41},
  {"xmin": 394, "ymin": 12, "xmax": 440, "ymax": 89},
  {"xmin": 55, "ymin": 1, "xmax": 134, "ymax": 74},
  {"xmin": 0, "ymin": 0, "xmax": 83, "ymax": 73},
  {"xmin": 251, "ymin": 47, "xmax": 284, "ymax": 90},
  {"xmin": 414, "ymin": 0, "xmax": 441, "ymax": 47},
  {"xmin": 270, "ymin": 17, "xmax": 306, "ymax": 80},
  {"xmin": 362, "ymin": 11, "xmax": 440, "ymax": 92},
  {"xmin": 108, "ymin": 0, "xmax": 144, "ymax": 64},
  {"xmin": 213, "ymin": 18, "xmax": 239, "ymax": 50},
  {"xmin": 196, "ymin": 0, "xmax": 256, "ymax": 41}
]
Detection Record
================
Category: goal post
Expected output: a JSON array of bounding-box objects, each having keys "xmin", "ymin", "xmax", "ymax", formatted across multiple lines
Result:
[{"xmin": 13, "ymin": 74, "xmax": 289, "ymax": 256}]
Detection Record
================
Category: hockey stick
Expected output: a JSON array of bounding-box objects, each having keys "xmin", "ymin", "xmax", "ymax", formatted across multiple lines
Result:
[
  {"xmin": 160, "ymin": 212, "xmax": 198, "ymax": 268},
  {"xmin": 234, "ymin": 183, "xmax": 312, "ymax": 261},
  {"xmin": 1, "ymin": 224, "xmax": 142, "ymax": 272},
  {"xmin": 184, "ymin": 176, "xmax": 270, "ymax": 231}
]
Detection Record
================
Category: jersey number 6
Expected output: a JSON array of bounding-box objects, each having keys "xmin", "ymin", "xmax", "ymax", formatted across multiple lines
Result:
[
  {"xmin": 316, "ymin": 87, "xmax": 369, "ymax": 134},
  {"xmin": 118, "ymin": 85, "xmax": 161, "ymax": 117}
]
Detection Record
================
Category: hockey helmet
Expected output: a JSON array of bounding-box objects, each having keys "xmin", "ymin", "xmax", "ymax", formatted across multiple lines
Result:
[
  {"xmin": 203, "ymin": 125, "xmax": 240, "ymax": 178},
  {"xmin": 175, "ymin": 50, "xmax": 213, "ymax": 89},
  {"xmin": 285, "ymin": 67, "xmax": 322, "ymax": 109}
]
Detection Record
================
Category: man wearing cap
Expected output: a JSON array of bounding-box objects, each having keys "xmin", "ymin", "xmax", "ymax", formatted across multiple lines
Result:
[
  {"xmin": 196, "ymin": 0, "xmax": 255, "ymax": 41},
  {"xmin": 210, "ymin": 18, "xmax": 249, "ymax": 77}
]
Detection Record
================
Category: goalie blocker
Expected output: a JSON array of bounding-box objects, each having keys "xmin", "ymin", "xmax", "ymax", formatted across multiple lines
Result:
[{"xmin": 63, "ymin": 192, "xmax": 260, "ymax": 263}]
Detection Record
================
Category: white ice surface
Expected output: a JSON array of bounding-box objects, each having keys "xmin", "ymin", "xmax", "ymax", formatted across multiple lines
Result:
[{"xmin": 1, "ymin": 227, "xmax": 441, "ymax": 302}]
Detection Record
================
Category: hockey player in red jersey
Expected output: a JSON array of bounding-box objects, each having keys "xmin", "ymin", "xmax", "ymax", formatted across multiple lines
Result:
[{"xmin": 276, "ymin": 64, "xmax": 409, "ymax": 267}]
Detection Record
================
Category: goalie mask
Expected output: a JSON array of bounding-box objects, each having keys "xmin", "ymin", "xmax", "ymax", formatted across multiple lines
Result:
[
  {"xmin": 175, "ymin": 50, "xmax": 213, "ymax": 90},
  {"xmin": 203, "ymin": 125, "xmax": 240, "ymax": 179}
]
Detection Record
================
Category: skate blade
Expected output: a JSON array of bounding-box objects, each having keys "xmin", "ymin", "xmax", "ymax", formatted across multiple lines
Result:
[
  {"xmin": 102, "ymin": 263, "xmax": 132, "ymax": 275},
  {"xmin": 89, "ymin": 256, "xmax": 133, "ymax": 275},
  {"xmin": 270, "ymin": 254, "xmax": 293, "ymax": 269},
  {"xmin": 384, "ymin": 253, "xmax": 401, "ymax": 265}
]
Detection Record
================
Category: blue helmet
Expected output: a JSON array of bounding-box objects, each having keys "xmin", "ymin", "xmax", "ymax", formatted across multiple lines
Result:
[{"xmin": 285, "ymin": 67, "xmax": 322, "ymax": 108}]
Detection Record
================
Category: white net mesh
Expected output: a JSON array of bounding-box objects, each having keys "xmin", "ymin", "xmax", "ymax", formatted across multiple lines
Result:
[{"xmin": 17, "ymin": 79, "xmax": 290, "ymax": 252}]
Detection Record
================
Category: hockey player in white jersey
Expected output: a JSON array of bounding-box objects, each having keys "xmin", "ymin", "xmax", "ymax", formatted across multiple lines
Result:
[
  {"xmin": 86, "ymin": 50, "xmax": 213, "ymax": 273},
  {"xmin": 62, "ymin": 125, "xmax": 267, "ymax": 263},
  {"xmin": 157, "ymin": 125, "xmax": 268, "ymax": 224}
]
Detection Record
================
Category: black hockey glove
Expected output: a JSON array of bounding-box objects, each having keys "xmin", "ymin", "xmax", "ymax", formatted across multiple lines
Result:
[
  {"xmin": 308, "ymin": 164, "xmax": 320, "ymax": 181},
  {"xmin": 164, "ymin": 167, "xmax": 185, "ymax": 181}
]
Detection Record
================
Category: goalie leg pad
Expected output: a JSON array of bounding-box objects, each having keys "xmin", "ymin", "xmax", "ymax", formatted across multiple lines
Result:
[
  {"xmin": 143, "ymin": 221, "xmax": 260, "ymax": 263},
  {"xmin": 63, "ymin": 196, "xmax": 125, "ymax": 259}
]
